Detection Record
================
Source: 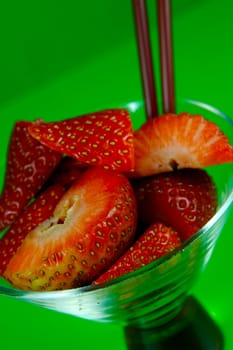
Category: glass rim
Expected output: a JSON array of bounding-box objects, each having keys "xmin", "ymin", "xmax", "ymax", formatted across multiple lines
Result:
[{"xmin": 0, "ymin": 98, "xmax": 232, "ymax": 299}]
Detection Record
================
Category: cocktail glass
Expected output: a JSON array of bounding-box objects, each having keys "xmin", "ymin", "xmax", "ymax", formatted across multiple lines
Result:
[{"xmin": 0, "ymin": 99, "xmax": 232, "ymax": 350}]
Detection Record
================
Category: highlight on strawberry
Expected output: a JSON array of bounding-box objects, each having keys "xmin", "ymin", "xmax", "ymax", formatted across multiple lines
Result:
[
  {"xmin": 0, "ymin": 107, "xmax": 232, "ymax": 291},
  {"xmin": 132, "ymin": 168, "xmax": 217, "ymax": 242}
]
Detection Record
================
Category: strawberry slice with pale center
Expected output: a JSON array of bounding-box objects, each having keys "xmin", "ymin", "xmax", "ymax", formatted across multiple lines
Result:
[
  {"xmin": 28, "ymin": 109, "xmax": 135, "ymax": 172},
  {"xmin": 0, "ymin": 121, "xmax": 62, "ymax": 231},
  {"xmin": 94, "ymin": 221, "xmax": 181, "ymax": 285},
  {"xmin": 4, "ymin": 167, "xmax": 137, "ymax": 291},
  {"xmin": 0, "ymin": 184, "xmax": 65, "ymax": 276},
  {"xmin": 132, "ymin": 112, "xmax": 233, "ymax": 177}
]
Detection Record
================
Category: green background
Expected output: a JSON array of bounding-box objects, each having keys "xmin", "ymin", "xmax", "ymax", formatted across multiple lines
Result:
[{"xmin": 0, "ymin": 0, "xmax": 233, "ymax": 349}]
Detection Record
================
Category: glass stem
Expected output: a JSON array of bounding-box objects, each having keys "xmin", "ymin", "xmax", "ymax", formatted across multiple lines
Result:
[{"xmin": 124, "ymin": 295, "xmax": 224, "ymax": 350}]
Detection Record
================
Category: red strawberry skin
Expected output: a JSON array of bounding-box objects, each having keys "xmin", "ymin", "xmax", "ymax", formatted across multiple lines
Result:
[
  {"xmin": 132, "ymin": 112, "xmax": 233, "ymax": 177},
  {"xmin": 4, "ymin": 167, "xmax": 137, "ymax": 291},
  {"xmin": 0, "ymin": 121, "xmax": 62, "ymax": 231},
  {"xmin": 94, "ymin": 221, "xmax": 181, "ymax": 285},
  {"xmin": 28, "ymin": 109, "xmax": 135, "ymax": 172},
  {"xmin": 0, "ymin": 184, "xmax": 65, "ymax": 276},
  {"xmin": 133, "ymin": 169, "xmax": 217, "ymax": 241}
]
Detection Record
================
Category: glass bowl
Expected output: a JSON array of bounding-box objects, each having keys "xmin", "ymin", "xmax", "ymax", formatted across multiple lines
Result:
[{"xmin": 0, "ymin": 99, "xmax": 232, "ymax": 349}]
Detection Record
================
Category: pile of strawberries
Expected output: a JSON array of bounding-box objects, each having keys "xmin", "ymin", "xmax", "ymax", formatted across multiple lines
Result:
[{"xmin": 0, "ymin": 108, "xmax": 232, "ymax": 291}]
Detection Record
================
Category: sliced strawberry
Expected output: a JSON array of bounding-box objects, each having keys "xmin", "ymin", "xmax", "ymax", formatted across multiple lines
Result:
[
  {"xmin": 0, "ymin": 121, "xmax": 62, "ymax": 231},
  {"xmin": 133, "ymin": 169, "xmax": 217, "ymax": 241},
  {"xmin": 4, "ymin": 167, "xmax": 137, "ymax": 291},
  {"xmin": 28, "ymin": 109, "xmax": 135, "ymax": 172},
  {"xmin": 0, "ymin": 184, "xmax": 65, "ymax": 276},
  {"xmin": 132, "ymin": 112, "xmax": 233, "ymax": 177},
  {"xmin": 94, "ymin": 221, "xmax": 181, "ymax": 285}
]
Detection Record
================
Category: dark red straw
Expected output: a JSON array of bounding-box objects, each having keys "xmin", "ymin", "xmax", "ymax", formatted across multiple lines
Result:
[
  {"xmin": 132, "ymin": 0, "xmax": 159, "ymax": 119},
  {"xmin": 157, "ymin": 0, "xmax": 175, "ymax": 113}
]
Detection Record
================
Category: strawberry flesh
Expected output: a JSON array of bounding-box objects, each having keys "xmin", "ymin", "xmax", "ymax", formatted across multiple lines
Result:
[
  {"xmin": 28, "ymin": 109, "xmax": 135, "ymax": 172},
  {"xmin": 132, "ymin": 112, "xmax": 233, "ymax": 177},
  {"xmin": 133, "ymin": 168, "xmax": 217, "ymax": 241},
  {"xmin": 94, "ymin": 221, "xmax": 181, "ymax": 284},
  {"xmin": 0, "ymin": 121, "xmax": 62, "ymax": 231},
  {"xmin": 0, "ymin": 184, "xmax": 65, "ymax": 276},
  {"xmin": 4, "ymin": 167, "xmax": 137, "ymax": 291}
]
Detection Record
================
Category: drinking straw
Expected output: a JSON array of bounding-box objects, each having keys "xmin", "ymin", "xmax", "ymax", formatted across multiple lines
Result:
[
  {"xmin": 132, "ymin": 0, "xmax": 175, "ymax": 116},
  {"xmin": 157, "ymin": 0, "xmax": 175, "ymax": 113},
  {"xmin": 132, "ymin": 0, "xmax": 159, "ymax": 119}
]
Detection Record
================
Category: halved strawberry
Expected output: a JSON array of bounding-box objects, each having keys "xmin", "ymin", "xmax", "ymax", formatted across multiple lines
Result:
[
  {"xmin": 94, "ymin": 221, "xmax": 181, "ymax": 285},
  {"xmin": 0, "ymin": 184, "xmax": 65, "ymax": 276},
  {"xmin": 132, "ymin": 112, "xmax": 233, "ymax": 177},
  {"xmin": 133, "ymin": 168, "xmax": 217, "ymax": 241},
  {"xmin": 0, "ymin": 121, "xmax": 62, "ymax": 231},
  {"xmin": 4, "ymin": 167, "xmax": 137, "ymax": 291},
  {"xmin": 28, "ymin": 109, "xmax": 135, "ymax": 172}
]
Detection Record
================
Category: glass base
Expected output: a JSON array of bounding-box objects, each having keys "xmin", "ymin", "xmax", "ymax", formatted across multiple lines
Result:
[{"xmin": 124, "ymin": 296, "xmax": 224, "ymax": 350}]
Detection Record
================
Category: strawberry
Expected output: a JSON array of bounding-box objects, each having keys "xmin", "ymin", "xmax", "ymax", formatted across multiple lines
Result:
[
  {"xmin": 45, "ymin": 156, "xmax": 83, "ymax": 189},
  {"xmin": 94, "ymin": 221, "xmax": 181, "ymax": 285},
  {"xmin": 4, "ymin": 167, "xmax": 137, "ymax": 291},
  {"xmin": 0, "ymin": 184, "xmax": 65, "ymax": 276},
  {"xmin": 133, "ymin": 169, "xmax": 217, "ymax": 241},
  {"xmin": 132, "ymin": 112, "xmax": 233, "ymax": 177},
  {"xmin": 0, "ymin": 121, "xmax": 62, "ymax": 231},
  {"xmin": 28, "ymin": 109, "xmax": 135, "ymax": 172}
]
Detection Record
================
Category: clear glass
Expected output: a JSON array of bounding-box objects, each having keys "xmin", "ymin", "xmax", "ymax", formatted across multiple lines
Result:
[{"xmin": 0, "ymin": 99, "xmax": 232, "ymax": 349}]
